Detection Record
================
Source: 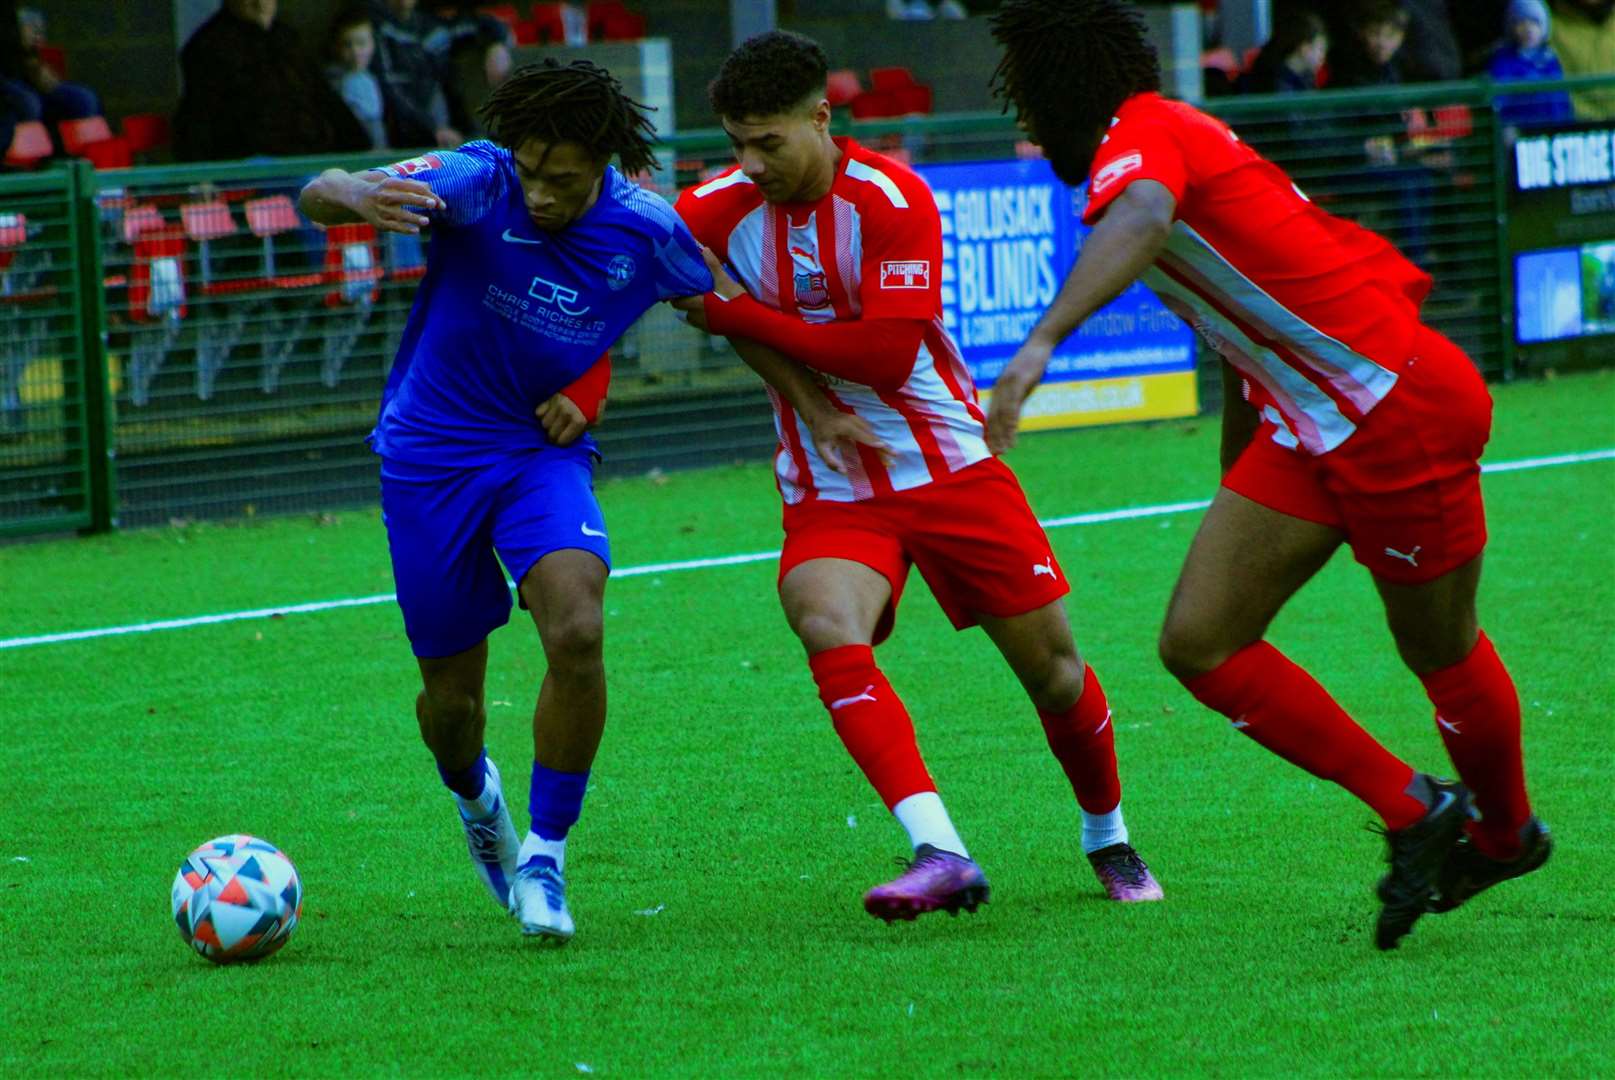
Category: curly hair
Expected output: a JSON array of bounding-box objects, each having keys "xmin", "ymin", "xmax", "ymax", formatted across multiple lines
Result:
[
  {"xmin": 990, "ymin": 0, "xmax": 1162, "ymax": 138},
  {"xmin": 708, "ymin": 30, "xmax": 829, "ymax": 121},
  {"xmin": 478, "ymin": 59, "xmax": 659, "ymax": 174}
]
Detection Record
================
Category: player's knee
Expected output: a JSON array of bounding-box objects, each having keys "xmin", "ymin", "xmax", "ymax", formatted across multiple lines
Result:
[
  {"xmin": 790, "ymin": 610, "xmax": 860, "ymax": 654},
  {"xmin": 416, "ymin": 688, "xmax": 482, "ymax": 736},
  {"xmin": 1157, "ymin": 620, "xmax": 1228, "ymax": 683},
  {"xmin": 1024, "ymin": 651, "xmax": 1084, "ymax": 712},
  {"xmin": 543, "ymin": 610, "xmax": 605, "ymax": 672}
]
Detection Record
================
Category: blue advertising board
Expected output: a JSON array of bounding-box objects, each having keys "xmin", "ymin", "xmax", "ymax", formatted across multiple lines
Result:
[{"xmin": 917, "ymin": 157, "xmax": 1198, "ymax": 429}]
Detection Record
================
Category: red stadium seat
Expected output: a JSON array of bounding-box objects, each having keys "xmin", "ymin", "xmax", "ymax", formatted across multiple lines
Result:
[
  {"xmin": 587, "ymin": 1, "xmax": 644, "ymax": 40},
  {"xmin": 869, "ymin": 67, "xmax": 917, "ymax": 94},
  {"xmin": 3, "ymin": 121, "xmax": 52, "ymax": 168},
  {"xmin": 80, "ymin": 136, "xmax": 132, "ymax": 169},
  {"xmin": 530, "ymin": 2, "xmax": 572, "ymax": 44},
  {"xmin": 827, "ymin": 69, "xmax": 863, "ymax": 108},
  {"xmin": 180, "ymin": 201, "xmax": 237, "ymax": 243},
  {"xmin": 59, "ymin": 115, "xmax": 113, "ymax": 157},
  {"xmin": 121, "ymin": 204, "xmax": 166, "ymax": 243},
  {"xmin": 324, "ymin": 223, "xmax": 383, "ymax": 307},
  {"xmin": 121, "ymin": 113, "xmax": 171, "ymax": 155}
]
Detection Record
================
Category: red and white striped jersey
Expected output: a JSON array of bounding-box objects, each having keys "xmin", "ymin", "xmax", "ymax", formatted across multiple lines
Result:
[
  {"xmin": 1085, "ymin": 94, "xmax": 1436, "ymax": 456},
  {"xmin": 675, "ymin": 138, "xmax": 990, "ymax": 504}
]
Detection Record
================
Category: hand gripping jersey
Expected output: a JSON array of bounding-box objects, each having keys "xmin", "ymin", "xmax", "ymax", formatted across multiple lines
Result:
[
  {"xmin": 676, "ymin": 138, "xmax": 991, "ymax": 505},
  {"xmin": 370, "ymin": 143, "xmax": 712, "ymax": 466},
  {"xmin": 1084, "ymin": 94, "xmax": 1436, "ymax": 457}
]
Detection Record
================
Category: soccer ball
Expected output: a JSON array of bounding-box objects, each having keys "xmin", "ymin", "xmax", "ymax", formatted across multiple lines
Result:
[{"xmin": 171, "ymin": 834, "xmax": 303, "ymax": 964}]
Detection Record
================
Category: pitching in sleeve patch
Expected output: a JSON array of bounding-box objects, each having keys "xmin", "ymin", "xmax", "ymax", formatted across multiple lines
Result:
[
  {"xmin": 380, "ymin": 154, "xmax": 444, "ymax": 178},
  {"xmin": 1091, "ymin": 152, "xmax": 1143, "ymax": 196},
  {"xmin": 880, "ymin": 260, "xmax": 931, "ymax": 289}
]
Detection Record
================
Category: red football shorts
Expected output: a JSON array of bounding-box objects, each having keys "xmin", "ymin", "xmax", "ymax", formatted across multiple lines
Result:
[
  {"xmin": 1224, "ymin": 325, "xmax": 1493, "ymax": 585},
  {"xmin": 778, "ymin": 456, "xmax": 1070, "ymax": 643}
]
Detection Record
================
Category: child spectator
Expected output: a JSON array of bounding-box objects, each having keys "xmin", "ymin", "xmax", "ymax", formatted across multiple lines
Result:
[
  {"xmin": 1330, "ymin": 0, "xmax": 1412, "ymax": 88},
  {"xmin": 1489, "ymin": 1, "xmax": 1574, "ymax": 128},
  {"xmin": 327, "ymin": 5, "xmax": 389, "ymax": 149},
  {"xmin": 1240, "ymin": 9, "xmax": 1329, "ymax": 94}
]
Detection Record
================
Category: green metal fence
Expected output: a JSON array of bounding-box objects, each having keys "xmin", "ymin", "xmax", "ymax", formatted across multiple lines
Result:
[
  {"xmin": 0, "ymin": 75, "xmax": 1608, "ymax": 537},
  {"xmin": 0, "ymin": 162, "xmax": 109, "ymax": 538}
]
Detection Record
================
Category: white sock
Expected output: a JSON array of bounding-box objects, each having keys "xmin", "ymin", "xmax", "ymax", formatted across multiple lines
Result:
[
  {"xmin": 892, "ymin": 791, "xmax": 969, "ymax": 858},
  {"xmin": 519, "ymin": 830, "xmax": 567, "ymax": 873},
  {"xmin": 1080, "ymin": 803, "xmax": 1129, "ymax": 854},
  {"xmin": 452, "ymin": 759, "xmax": 501, "ymax": 821}
]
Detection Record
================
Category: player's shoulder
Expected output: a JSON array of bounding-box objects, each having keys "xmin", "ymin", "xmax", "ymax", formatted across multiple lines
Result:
[
  {"xmin": 602, "ymin": 168, "xmax": 685, "ymax": 238},
  {"xmin": 376, "ymin": 139, "xmax": 508, "ymax": 179},
  {"xmin": 840, "ymin": 140, "xmax": 935, "ymax": 214},
  {"xmin": 676, "ymin": 164, "xmax": 761, "ymax": 215}
]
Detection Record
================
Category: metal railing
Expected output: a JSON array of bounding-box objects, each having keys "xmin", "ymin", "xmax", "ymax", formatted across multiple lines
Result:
[{"xmin": 0, "ymin": 74, "xmax": 1608, "ymax": 535}]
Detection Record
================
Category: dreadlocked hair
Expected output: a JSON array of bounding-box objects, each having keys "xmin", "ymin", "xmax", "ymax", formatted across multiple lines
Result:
[
  {"xmin": 478, "ymin": 59, "xmax": 659, "ymax": 174},
  {"xmin": 990, "ymin": 0, "xmax": 1162, "ymax": 137},
  {"xmin": 709, "ymin": 30, "xmax": 829, "ymax": 120}
]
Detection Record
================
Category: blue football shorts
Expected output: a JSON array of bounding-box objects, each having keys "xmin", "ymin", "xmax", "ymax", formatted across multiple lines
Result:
[{"xmin": 380, "ymin": 447, "xmax": 610, "ymax": 658}]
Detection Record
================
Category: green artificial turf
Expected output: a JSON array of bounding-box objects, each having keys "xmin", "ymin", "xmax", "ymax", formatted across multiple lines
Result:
[{"xmin": 2, "ymin": 370, "xmax": 1612, "ymax": 1077}]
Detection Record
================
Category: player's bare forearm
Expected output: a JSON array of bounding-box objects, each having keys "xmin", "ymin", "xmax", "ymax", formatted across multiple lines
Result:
[
  {"xmin": 299, "ymin": 169, "xmax": 373, "ymax": 225},
  {"xmin": 298, "ymin": 169, "xmax": 443, "ymax": 233},
  {"xmin": 730, "ymin": 336, "xmax": 833, "ymax": 420},
  {"xmin": 1219, "ymin": 359, "xmax": 1260, "ymax": 475},
  {"xmin": 1025, "ymin": 179, "xmax": 1177, "ymax": 351}
]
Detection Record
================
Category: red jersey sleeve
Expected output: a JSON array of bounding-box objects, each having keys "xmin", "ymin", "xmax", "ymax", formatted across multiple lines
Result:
[
  {"xmin": 558, "ymin": 353, "xmax": 611, "ymax": 424},
  {"xmin": 1082, "ymin": 95, "xmax": 1191, "ymax": 225},
  {"xmin": 855, "ymin": 166, "xmax": 944, "ymax": 321}
]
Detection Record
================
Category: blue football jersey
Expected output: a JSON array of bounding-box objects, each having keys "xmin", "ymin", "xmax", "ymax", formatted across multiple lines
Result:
[{"xmin": 368, "ymin": 143, "xmax": 712, "ymax": 465}]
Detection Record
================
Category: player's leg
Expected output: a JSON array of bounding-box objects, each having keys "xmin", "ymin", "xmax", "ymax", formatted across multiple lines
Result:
[
  {"xmin": 1163, "ymin": 477, "xmax": 1442, "ymax": 831},
  {"xmin": 1373, "ymin": 558, "xmax": 1549, "ymax": 915},
  {"xmin": 382, "ymin": 458, "xmax": 522, "ymax": 910},
  {"xmin": 781, "ymin": 544, "xmax": 986, "ymax": 920},
  {"xmin": 492, "ymin": 449, "xmax": 611, "ymax": 942},
  {"xmin": 1333, "ymin": 326, "xmax": 1544, "ymax": 936},
  {"xmin": 978, "ymin": 601, "xmax": 1162, "ymax": 901},
  {"xmin": 914, "ymin": 459, "xmax": 1160, "ymax": 900}
]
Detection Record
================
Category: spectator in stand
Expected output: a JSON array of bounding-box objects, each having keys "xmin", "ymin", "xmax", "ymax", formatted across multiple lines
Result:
[
  {"xmin": 1330, "ymin": 0, "xmax": 1412, "ymax": 89},
  {"xmin": 1397, "ymin": 0, "xmax": 1463, "ymax": 82},
  {"xmin": 327, "ymin": 5, "xmax": 389, "ymax": 150},
  {"xmin": 1, "ymin": 0, "xmax": 101, "ymax": 146},
  {"xmin": 367, "ymin": 0, "xmax": 462, "ymax": 149},
  {"xmin": 1489, "ymin": 1, "xmax": 1575, "ymax": 129},
  {"xmin": 1239, "ymin": 9, "xmax": 1329, "ymax": 94},
  {"xmin": 174, "ymin": 0, "xmax": 369, "ymax": 161},
  {"xmin": 1550, "ymin": 0, "xmax": 1615, "ymax": 120},
  {"xmin": 430, "ymin": 4, "xmax": 517, "ymax": 93}
]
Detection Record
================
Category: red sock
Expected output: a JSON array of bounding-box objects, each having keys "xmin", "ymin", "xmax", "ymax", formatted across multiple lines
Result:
[
  {"xmin": 1038, "ymin": 665, "xmax": 1122, "ymax": 814},
  {"xmin": 1185, "ymin": 641, "xmax": 1426, "ymax": 829},
  {"xmin": 1419, "ymin": 632, "xmax": 1531, "ymax": 859},
  {"xmin": 809, "ymin": 644, "xmax": 935, "ymax": 810}
]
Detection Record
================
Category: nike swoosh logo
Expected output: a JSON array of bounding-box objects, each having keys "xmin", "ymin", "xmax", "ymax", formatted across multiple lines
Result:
[
  {"xmin": 580, "ymin": 523, "xmax": 607, "ymax": 538},
  {"xmin": 501, "ymin": 229, "xmax": 543, "ymax": 245}
]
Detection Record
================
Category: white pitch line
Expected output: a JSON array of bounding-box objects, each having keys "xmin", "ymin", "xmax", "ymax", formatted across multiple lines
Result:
[{"xmin": 3, "ymin": 446, "xmax": 1611, "ymax": 653}]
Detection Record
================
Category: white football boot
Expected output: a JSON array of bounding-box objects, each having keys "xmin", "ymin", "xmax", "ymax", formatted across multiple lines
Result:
[
  {"xmin": 510, "ymin": 848, "xmax": 574, "ymax": 943},
  {"xmin": 457, "ymin": 758, "xmax": 521, "ymax": 908}
]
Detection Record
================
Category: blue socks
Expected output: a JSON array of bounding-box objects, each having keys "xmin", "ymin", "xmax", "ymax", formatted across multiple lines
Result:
[
  {"xmin": 436, "ymin": 748, "xmax": 488, "ymax": 801},
  {"xmin": 529, "ymin": 762, "xmax": 590, "ymax": 841}
]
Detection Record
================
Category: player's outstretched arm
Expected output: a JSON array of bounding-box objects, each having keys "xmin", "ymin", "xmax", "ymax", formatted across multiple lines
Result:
[
  {"xmin": 986, "ymin": 179, "xmax": 1178, "ymax": 454},
  {"xmin": 298, "ymin": 169, "xmax": 445, "ymax": 234},
  {"xmin": 729, "ymin": 336, "xmax": 892, "ymax": 474}
]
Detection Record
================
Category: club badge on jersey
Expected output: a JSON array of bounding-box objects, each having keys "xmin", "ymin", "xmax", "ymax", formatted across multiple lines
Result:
[{"xmin": 794, "ymin": 269, "xmax": 832, "ymax": 310}]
